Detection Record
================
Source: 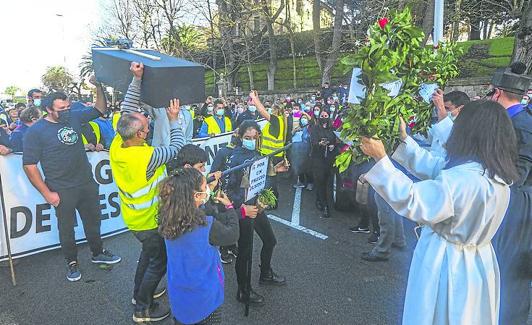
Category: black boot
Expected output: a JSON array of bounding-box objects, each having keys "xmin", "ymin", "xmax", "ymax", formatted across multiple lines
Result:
[
  {"xmin": 259, "ymin": 267, "xmax": 286, "ymax": 286},
  {"xmin": 236, "ymin": 287, "xmax": 265, "ymax": 305},
  {"xmin": 322, "ymin": 206, "xmax": 331, "ymax": 218}
]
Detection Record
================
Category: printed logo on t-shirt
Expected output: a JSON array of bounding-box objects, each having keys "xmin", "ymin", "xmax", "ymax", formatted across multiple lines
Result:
[{"xmin": 57, "ymin": 127, "xmax": 79, "ymax": 145}]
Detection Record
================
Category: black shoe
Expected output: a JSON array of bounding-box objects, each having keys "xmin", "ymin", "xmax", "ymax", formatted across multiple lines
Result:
[
  {"xmin": 220, "ymin": 250, "xmax": 234, "ymax": 264},
  {"xmin": 368, "ymin": 232, "xmax": 379, "ymax": 244},
  {"xmin": 321, "ymin": 206, "xmax": 331, "ymax": 218},
  {"xmin": 228, "ymin": 247, "xmax": 238, "ymax": 258},
  {"xmin": 315, "ymin": 200, "xmax": 324, "ymax": 211},
  {"xmin": 361, "ymin": 252, "xmax": 388, "ymax": 262},
  {"xmin": 132, "ymin": 302, "xmax": 170, "ymax": 323},
  {"xmin": 259, "ymin": 268, "xmax": 286, "ymax": 286},
  {"xmin": 131, "ymin": 287, "xmax": 167, "ymax": 305},
  {"xmin": 236, "ymin": 287, "xmax": 265, "ymax": 305},
  {"xmin": 349, "ymin": 226, "xmax": 371, "ymax": 234}
]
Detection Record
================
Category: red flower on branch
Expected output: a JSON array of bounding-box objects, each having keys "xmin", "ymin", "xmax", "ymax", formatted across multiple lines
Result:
[{"xmin": 378, "ymin": 17, "xmax": 389, "ymax": 29}]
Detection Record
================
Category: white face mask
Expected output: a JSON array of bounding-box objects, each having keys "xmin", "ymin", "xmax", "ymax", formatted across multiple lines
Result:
[{"xmin": 196, "ymin": 186, "xmax": 211, "ymax": 205}]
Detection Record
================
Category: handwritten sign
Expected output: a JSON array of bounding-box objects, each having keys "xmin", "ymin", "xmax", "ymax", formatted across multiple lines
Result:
[
  {"xmin": 348, "ymin": 68, "xmax": 366, "ymax": 104},
  {"xmin": 245, "ymin": 157, "xmax": 269, "ymax": 201}
]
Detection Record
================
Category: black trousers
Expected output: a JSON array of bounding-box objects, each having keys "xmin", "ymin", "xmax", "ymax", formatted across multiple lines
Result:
[
  {"xmin": 55, "ymin": 181, "xmax": 103, "ymax": 263},
  {"xmin": 356, "ymin": 187, "xmax": 380, "ymax": 233},
  {"xmin": 235, "ymin": 212, "xmax": 277, "ymax": 287},
  {"xmin": 313, "ymin": 163, "xmax": 332, "ymax": 208},
  {"xmin": 132, "ymin": 229, "xmax": 167, "ymax": 312}
]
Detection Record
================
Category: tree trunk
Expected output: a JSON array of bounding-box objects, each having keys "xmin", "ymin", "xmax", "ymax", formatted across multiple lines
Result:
[
  {"xmin": 312, "ymin": 0, "xmax": 323, "ymax": 72},
  {"xmin": 482, "ymin": 20, "xmax": 489, "ymax": 40},
  {"xmin": 321, "ymin": 0, "xmax": 345, "ymax": 84},
  {"xmin": 452, "ymin": 0, "xmax": 462, "ymax": 41},
  {"xmin": 512, "ymin": 0, "xmax": 532, "ymax": 73},
  {"xmin": 469, "ymin": 16, "xmax": 482, "ymax": 40},
  {"xmin": 290, "ymin": 35, "xmax": 297, "ymax": 89},
  {"xmin": 266, "ymin": 25, "xmax": 277, "ymax": 91},
  {"xmin": 216, "ymin": 0, "xmax": 237, "ymax": 90},
  {"xmin": 422, "ymin": 0, "xmax": 435, "ymax": 45}
]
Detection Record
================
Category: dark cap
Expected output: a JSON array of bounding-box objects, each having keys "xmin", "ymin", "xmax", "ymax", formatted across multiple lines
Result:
[{"xmin": 491, "ymin": 62, "xmax": 531, "ymax": 94}]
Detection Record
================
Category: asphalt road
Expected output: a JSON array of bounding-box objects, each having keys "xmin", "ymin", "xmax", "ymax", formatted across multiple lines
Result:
[{"xmin": 0, "ymin": 178, "xmax": 529, "ymax": 325}]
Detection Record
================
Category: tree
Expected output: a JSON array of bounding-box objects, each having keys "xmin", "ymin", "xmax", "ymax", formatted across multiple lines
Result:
[
  {"xmin": 512, "ymin": 0, "xmax": 532, "ymax": 73},
  {"xmin": 261, "ymin": 0, "xmax": 285, "ymax": 90},
  {"xmin": 313, "ymin": 0, "xmax": 346, "ymax": 84},
  {"xmin": 4, "ymin": 86, "xmax": 20, "ymax": 100},
  {"xmin": 41, "ymin": 66, "xmax": 74, "ymax": 93}
]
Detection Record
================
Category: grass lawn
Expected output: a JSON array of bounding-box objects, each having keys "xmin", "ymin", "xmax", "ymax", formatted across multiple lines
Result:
[{"xmin": 206, "ymin": 37, "xmax": 515, "ymax": 92}]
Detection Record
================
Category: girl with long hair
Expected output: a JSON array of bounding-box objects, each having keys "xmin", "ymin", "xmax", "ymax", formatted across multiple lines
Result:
[
  {"xmin": 158, "ymin": 168, "xmax": 239, "ymax": 325},
  {"xmin": 360, "ymin": 100, "xmax": 518, "ymax": 324}
]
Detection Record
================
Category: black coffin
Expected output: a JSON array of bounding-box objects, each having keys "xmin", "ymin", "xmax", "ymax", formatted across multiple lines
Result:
[{"xmin": 92, "ymin": 48, "xmax": 205, "ymax": 108}]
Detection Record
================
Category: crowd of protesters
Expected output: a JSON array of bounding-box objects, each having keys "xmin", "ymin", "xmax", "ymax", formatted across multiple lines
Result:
[{"xmin": 0, "ymin": 60, "xmax": 530, "ymax": 325}]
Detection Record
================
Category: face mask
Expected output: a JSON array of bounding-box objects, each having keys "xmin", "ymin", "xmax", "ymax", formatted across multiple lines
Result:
[
  {"xmin": 196, "ymin": 186, "xmax": 211, "ymax": 205},
  {"xmin": 521, "ymin": 99, "xmax": 529, "ymax": 105},
  {"xmin": 207, "ymin": 105, "xmax": 214, "ymax": 112},
  {"xmin": 33, "ymin": 98, "xmax": 41, "ymax": 107},
  {"xmin": 248, "ymin": 105, "xmax": 256, "ymax": 112},
  {"xmin": 267, "ymin": 108, "xmax": 273, "ymax": 114},
  {"xmin": 58, "ymin": 110, "xmax": 71, "ymax": 124},
  {"xmin": 319, "ymin": 117, "xmax": 329, "ymax": 126},
  {"xmin": 330, "ymin": 106, "xmax": 336, "ymax": 112},
  {"xmin": 242, "ymin": 138, "xmax": 256, "ymax": 151},
  {"xmin": 300, "ymin": 118, "xmax": 308, "ymax": 126},
  {"xmin": 216, "ymin": 108, "xmax": 225, "ymax": 116},
  {"xmin": 314, "ymin": 111, "xmax": 320, "ymax": 117},
  {"xmin": 303, "ymin": 106, "xmax": 310, "ymax": 112},
  {"xmin": 293, "ymin": 111, "xmax": 302, "ymax": 118},
  {"xmin": 311, "ymin": 96, "xmax": 316, "ymax": 101},
  {"xmin": 237, "ymin": 106, "xmax": 244, "ymax": 114}
]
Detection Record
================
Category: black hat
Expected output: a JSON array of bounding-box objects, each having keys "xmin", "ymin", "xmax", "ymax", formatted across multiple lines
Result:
[{"xmin": 491, "ymin": 62, "xmax": 531, "ymax": 94}]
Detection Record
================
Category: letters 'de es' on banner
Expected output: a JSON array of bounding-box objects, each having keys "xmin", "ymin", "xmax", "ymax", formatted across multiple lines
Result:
[{"xmin": 0, "ymin": 120, "xmax": 267, "ymax": 261}]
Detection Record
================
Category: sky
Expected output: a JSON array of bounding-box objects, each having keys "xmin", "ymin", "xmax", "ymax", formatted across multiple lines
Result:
[{"xmin": 0, "ymin": 0, "xmax": 106, "ymax": 96}]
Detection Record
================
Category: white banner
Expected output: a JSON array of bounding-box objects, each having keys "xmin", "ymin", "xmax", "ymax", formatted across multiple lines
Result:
[
  {"xmin": 0, "ymin": 119, "xmax": 268, "ymax": 261},
  {"xmin": 0, "ymin": 152, "xmax": 126, "ymax": 261}
]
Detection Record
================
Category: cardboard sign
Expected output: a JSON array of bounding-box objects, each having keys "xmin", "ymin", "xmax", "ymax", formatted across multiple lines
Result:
[
  {"xmin": 380, "ymin": 79, "xmax": 403, "ymax": 98},
  {"xmin": 245, "ymin": 157, "xmax": 269, "ymax": 202}
]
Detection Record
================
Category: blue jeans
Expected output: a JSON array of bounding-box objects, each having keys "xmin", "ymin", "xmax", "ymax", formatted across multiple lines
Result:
[{"xmin": 370, "ymin": 193, "xmax": 406, "ymax": 258}]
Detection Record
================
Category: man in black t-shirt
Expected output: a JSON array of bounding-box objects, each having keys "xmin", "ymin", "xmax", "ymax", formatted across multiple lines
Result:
[{"xmin": 23, "ymin": 85, "xmax": 121, "ymax": 282}]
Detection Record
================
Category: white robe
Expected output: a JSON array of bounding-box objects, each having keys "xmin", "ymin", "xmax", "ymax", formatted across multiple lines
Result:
[
  {"xmin": 365, "ymin": 136, "xmax": 510, "ymax": 325},
  {"xmin": 428, "ymin": 116, "xmax": 453, "ymax": 157}
]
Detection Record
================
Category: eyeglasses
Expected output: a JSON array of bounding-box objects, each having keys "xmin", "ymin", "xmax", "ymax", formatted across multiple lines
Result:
[{"xmin": 485, "ymin": 88, "xmax": 496, "ymax": 98}]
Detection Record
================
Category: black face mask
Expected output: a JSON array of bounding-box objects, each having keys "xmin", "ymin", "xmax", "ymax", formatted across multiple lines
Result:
[
  {"xmin": 319, "ymin": 117, "xmax": 330, "ymax": 127},
  {"xmin": 58, "ymin": 110, "xmax": 71, "ymax": 124}
]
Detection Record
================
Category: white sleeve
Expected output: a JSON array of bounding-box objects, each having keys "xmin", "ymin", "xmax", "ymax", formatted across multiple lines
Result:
[
  {"xmin": 365, "ymin": 156, "xmax": 454, "ymax": 225},
  {"xmin": 429, "ymin": 116, "xmax": 453, "ymax": 157},
  {"xmin": 392, "ymin": 136, "xmax": 447, "ymax": 180}
]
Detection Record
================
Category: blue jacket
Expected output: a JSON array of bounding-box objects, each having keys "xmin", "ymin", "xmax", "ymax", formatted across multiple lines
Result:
[{"xmin": 166, "ymin": 216, "xmax": 224, "ymax": 324}]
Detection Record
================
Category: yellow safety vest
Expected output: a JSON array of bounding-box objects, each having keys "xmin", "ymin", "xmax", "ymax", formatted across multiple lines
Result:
[
  {"xmin": 112, "ymin": 112, "xmax": 121, "ymax": 130},
  {"xmin": 261, "ymin": 115, "xmax": 285, "ymax": 157},
  {"xmin": 109, "ymin": 135, "xmax": 166, "ymax": 231},
  {"xmin": 81, "ymin": 121, "xmax": 101, "ymax": 145},
  {"xmin": 204, "ymin": 116, "xmax": 232, "ymax": 135}
]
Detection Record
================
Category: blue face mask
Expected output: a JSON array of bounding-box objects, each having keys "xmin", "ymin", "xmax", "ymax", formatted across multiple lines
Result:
[
  {"xmin": 248, "ymin": 105, "xmax": 256, "ymax": 112},
  {"xmin": 521, "ymin": 98, "xmax": 529, "ymax": 105},
  {"xmin": 242, "ymin": 138, "xmax": 256, "ymax": 151},
  {"xmin": 300, "ymin": 118, "xmax": 308, "ymax": 126},
  {"xmin": 33, "ymin": 98, "xmax": 41, "ymax": 107},
  {"xmin": 330, "ymin": 106, "xmax": 336, "ymax": 112},
  {"xmin": 216, "ymin": 108, "xmax": 225, "ymax": 116},
  {"xmin": 313, "ymin": 110, "xmax": 320, "ymax": 117}
]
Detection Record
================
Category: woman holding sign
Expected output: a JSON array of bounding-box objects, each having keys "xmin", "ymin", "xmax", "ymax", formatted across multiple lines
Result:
[{"xmin": 225, "ymin": 120, "xmax": 289, "ymax": 306}]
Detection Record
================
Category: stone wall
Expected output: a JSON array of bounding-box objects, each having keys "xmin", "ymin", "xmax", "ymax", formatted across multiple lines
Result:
[
  {"xmin": 228, "ymin": 77, "xmax": 493, "ymax": 101},
  {"xmin": 444, "ymin": 77, "xmax": 492, "ymax": 98}
]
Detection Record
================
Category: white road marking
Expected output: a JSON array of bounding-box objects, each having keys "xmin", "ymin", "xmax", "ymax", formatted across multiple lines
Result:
[
  {"xmin": 291, "ymin": 187, "xmax": 302, "ymax": 225},
  {"xmin": 267, "ymin": 214, "xmax": 329, "ymax": 240}
]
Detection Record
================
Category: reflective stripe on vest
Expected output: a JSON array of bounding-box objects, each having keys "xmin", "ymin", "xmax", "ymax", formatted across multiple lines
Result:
[
  {"xmin": 204, "ymin": 116, "xmax": 232, "ymax": 135},
  {"xmin": 110, "ymin": 135, "xmax": 166, "ymax": 231},
  {"xmin": 81, "ymin": 121, "xmax": 101, "ymax": 145},
  {"xmin": 261, "ymin": 115, "xmax": 285, "ymax": 157}
]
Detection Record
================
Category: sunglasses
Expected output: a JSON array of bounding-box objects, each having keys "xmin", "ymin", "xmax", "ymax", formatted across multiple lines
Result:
[{"xmin": 485, "ymin": 88, "xmax": 496, "ymax": 98}]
